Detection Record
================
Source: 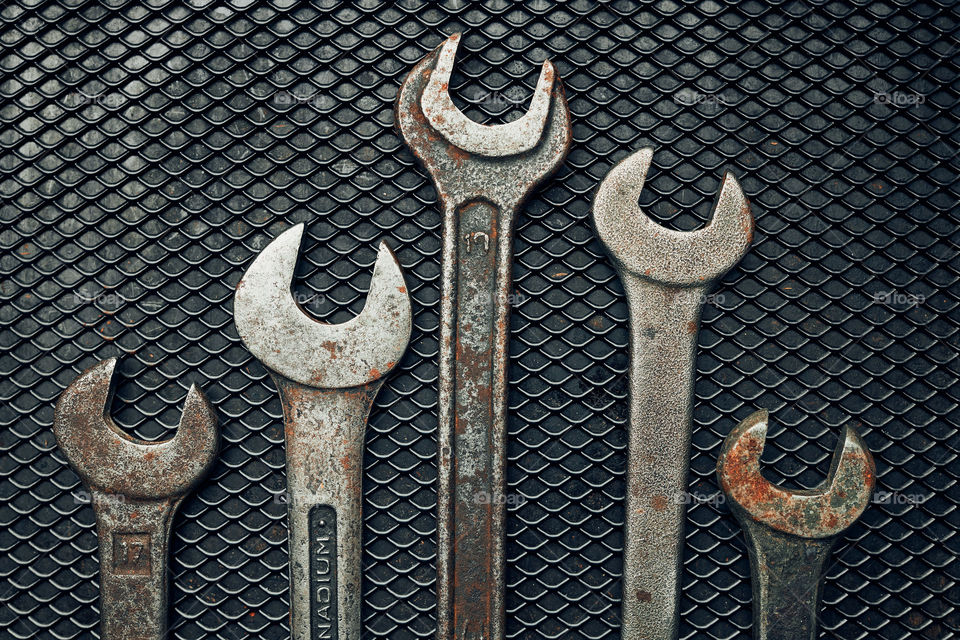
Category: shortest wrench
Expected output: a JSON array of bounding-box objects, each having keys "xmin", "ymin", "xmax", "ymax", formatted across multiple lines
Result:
[
  {"xmin": 54, "ymin": 358, "xmax": 219, "ymax": 640},
  {"xmin": 716, "ymin": 409, "xmax": 875, "ymax": 640}
]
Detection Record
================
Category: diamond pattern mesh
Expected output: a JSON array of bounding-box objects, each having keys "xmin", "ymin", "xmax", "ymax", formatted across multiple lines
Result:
[{"xmin": 1, "ymin": 1, "xmax": 958, "ymax": 639}]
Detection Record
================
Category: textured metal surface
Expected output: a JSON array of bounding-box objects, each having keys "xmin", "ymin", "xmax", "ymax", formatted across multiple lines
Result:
[
  {"xmin": 397, "ymin": 34, "xmax": 570, "ymax": 640},
  {"xmin": 0, "ymin": 2, "xmax": 957, "ymax": 640},
  {"xmin": 52, "ymin": 358, "xmax": 218, "ymax": 640},
  {"xmin": 592, "ymin": 147, "xmax": 752, "ymax": 640},
  {"xmin": 235, "ymin": 223, "xmax": 412, "ymax": 640},
  {"xmin": 717, "ymin": 410, "xmax": 876, "ymax": 639}
]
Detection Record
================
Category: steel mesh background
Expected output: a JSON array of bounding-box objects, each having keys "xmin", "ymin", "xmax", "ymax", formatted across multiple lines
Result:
[{"xmin": 1, "ymin": 0, "xmax": 958, "ymax": 639}]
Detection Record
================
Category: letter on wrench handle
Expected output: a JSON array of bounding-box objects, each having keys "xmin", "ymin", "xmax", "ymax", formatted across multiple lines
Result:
[
  {"xmin": 591, "ymin": 148, "xmax": 753, "ymax": 639},
  {"xmin": 397, "ymin": 33, "xmax": 571, "ymax": 640},
  {"xmin": 717, "ymin": 410, "xmax": 876, "ymax": 640},
  {"xmin": 235, "ymin": 224, "xmax": 412, "ymax": 640},
  {"xmin": 53, "ymin": 358, "xmax": 219, "ymax": 640}
]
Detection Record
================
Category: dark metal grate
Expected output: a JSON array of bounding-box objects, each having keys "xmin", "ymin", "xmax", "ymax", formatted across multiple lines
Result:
[{"xmin": 0, "ymin": 1, "xmax": 957, "ymax": 639}]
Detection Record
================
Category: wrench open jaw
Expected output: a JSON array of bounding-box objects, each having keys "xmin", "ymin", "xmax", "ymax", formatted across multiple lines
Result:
[
  {"xmin": 53, "ymin": 357, "xmax": 218, "ymax": 640},
  {"xmin": 593, "ymin": 147, "xmax": 753, "ymax": 286},
  {"xmin": 235, "ymin": 223, "xmax": 412, "ymax": 389},
  {"xmin": 590, "ymin": 148, "xmax": 753, "ymax": 640},
  {"xmin": 54, "ymin": 358, "xmax": 218, "ymax": 499},
  {"xmin": 397, "ymin": 33, "xmax": 571, "ymax": 640},
  {"xmin": 716, "ymin": 410, "xmax": 875, "ymax": 640},
  {"xmin": 234, "ymin": 223, "xmax": 412, "ymax": 640},
  {"xmin": 717, "ymin": 409, "xmax": 876, "ymax": 538},
  {"xmin": 397, "ymin": 32, "xmax": 570, "ymax": 205}
]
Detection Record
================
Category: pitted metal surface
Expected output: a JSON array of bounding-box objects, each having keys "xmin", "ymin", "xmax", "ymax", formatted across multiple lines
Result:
[
  {"xmin": 0, "ymin": 2, "xmax": 958, "ymax": 640},
  {"xmin": 592, "ymin": 147, "xmax": 753, "ymax": 640}
]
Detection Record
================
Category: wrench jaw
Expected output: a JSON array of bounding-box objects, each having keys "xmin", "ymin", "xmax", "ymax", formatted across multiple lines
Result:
[
  {"xmin": 717, "ymin": 410, "xmax": 876, "ymax": 640},
  {"xmin": 53, "ymin": 357, "xmax": 219, "ymax": 501},
  {"xmin": 420, "ymin": 32, "xmax": 555, "ymax": 157},
  {"xmin": 592, "ymin": 147, "xmax": 754, "ymax": 288},
  {"xmin": 235, "ymin": 223, "xmax": 413, "ymax": 390},
  {"xmin": 716, "ymin": 409, "xmax": 876, "ymax": 539},
  {"xmin": 396, "ymin": 33, "xmax": 571, "ymax": 205},
  {"xmin": 53, "ymin": 358, "xmax": 219, "ymax": 640}
]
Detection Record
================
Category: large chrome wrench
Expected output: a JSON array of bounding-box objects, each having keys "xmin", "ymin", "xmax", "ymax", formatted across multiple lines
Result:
[
  {"xmin": 717, "ymin": 410, "xmax": 875, "ymax": 639},
  {"xmin": 591, "ymin": 148, "xmax": 753, "ymax": 639},
  {"xmin": 53, "ymin": 358, "xmax": 219, "ymax": 640},
  {"xmin": 235, "ymin": 224, "xmax": 412, "ymax": 640},
  {"xmin": 397, "ymin": 33, "xmax": 571, "ymax": 640}
]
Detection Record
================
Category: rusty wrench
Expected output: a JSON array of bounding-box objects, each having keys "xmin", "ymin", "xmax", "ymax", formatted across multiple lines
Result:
[
  {"xmin": 53, "ymin": 358, "xmax": 219, "ymax": 640},
  {"xmin": 396, "ymin": 33, "xmax": 571, "ymax": 640},
  {"xmin": 591, "ymin": 148, "xmax": 753, "ymax": 639},
  {"xmin": 234, "ymin": 224, "xmax": 412, "ymax": 640},
  {"xmin": 717, "ymin": 410, "xmax": 876, "ymax": 639}
]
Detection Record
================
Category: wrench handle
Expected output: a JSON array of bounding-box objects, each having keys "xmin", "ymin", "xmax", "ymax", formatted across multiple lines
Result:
[
  {"xmin": 620, "ymin": 277, "xmax": 706, "ymax": 640},
  {"xmin": 91, "ymin": 493, "xmax": 181, "ymax": 640},
  {"xmin": 740, "ymin": 521, "xmax": 837, "ymax": 640},
  {"xmin": 438, "ymin": 199, "xmax": 512, "ymax": 640},
  {"xmin": 273, "ymin": 377, "xmax": 381, "ymax": 640}
]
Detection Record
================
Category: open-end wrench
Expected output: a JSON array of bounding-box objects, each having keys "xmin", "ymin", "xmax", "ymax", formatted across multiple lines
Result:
[
  {"xmin": 717, "ymin": 410, "xmax": 876, "ymax": 639},
  {"xmin": 234, "ymin": 223, "xmax": 412, "ymax": 640},
  {"xmin": 591, "ymin": 147, "xmax": 753, "ymax": 639},
  {"xmin": 53, "ymin": 358, "xmax": 219, "ymax": 640},
  {"xmin": 396, "ymin": 33, "xmax": 571, "ymax": 640}
]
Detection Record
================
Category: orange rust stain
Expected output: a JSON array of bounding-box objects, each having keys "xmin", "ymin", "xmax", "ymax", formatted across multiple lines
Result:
[
  {"xmin": 320, "ymin": 340, "xmax": 338, "ymax": 359},
  {"xmin": 398, "ymin": 286, "xmax": 407, "ymax": 294},
  {"xmin": 651, "ymin": 495, "xmax": 668, "ymax": 512},
  {"xmin": 369, "ymin": 367, "xmax": 381, "ymax": 378}
]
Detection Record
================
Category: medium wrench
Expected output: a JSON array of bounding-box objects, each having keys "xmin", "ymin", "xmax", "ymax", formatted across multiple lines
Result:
[
  {"xmin": 716, "ymin": 410, "xmax": 876, "ymax": 639},
  {"xmin": 591, "ymin": 147, "xmax": 753, "ymax": 639},
  {"xmin": 234, "ymin": 223, "xmax": 412, "ymax": 640},
  {"xmin": 396, "ymin": 33, "xmax": 571, "ymax": 640},
  {"xmin": 53, "ymin": 357, "xmax": 219, "ymax": 640}
]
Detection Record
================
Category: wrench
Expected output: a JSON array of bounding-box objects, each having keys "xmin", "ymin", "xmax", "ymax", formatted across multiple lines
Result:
[
  {"xmin": 53, "ymin": 357, "xmax": 219, "ymax": 640},
  {"xmin": 591, "ymin": 147, "xmax": 753, "ymax": 639},
  {"xmin": 396, "ymin": 33, "xmax": 571, "ymax": 640},
  {"xmin": 234, "ymin": 223, "xmax": 412, "ymax": 640},
  {"xmin": 716, "ymin": 409, "xmax": 876, "ymax": 639}
]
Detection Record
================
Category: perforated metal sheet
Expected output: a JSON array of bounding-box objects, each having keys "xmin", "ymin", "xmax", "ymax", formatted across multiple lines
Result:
[{"xmin": 0, "ymin": 1, "xmax": 958, "ymax": 639}]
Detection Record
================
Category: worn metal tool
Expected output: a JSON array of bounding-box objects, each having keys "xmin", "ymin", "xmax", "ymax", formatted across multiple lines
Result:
[
  {"xmin": 234, "ymin": 223, "xmax": 412, "ymax": 640},
  {"xmin": 591, "ymin": 147, "xmax": 753, "ymax": 639},
  {"xmin": 717, "ymin": 410, "xmax": 876, "ymax": 640},
  {"xmin": 396, "ymin": 33, "xmax": 571, "ymax": 640},
  {"xmin": 53, "ymin": 358, "xmax": 219, "ymax": 640}
]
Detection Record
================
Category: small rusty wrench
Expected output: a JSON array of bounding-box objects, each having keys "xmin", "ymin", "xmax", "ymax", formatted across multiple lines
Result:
[
  {"xmin": 396, "ymin": 33, "xmax": 571, "ymax": 640},
  {"xmin": 53, "ymin": 358, "xmax": 219, "ymax": 640},
  {"xmin": 234, "ymin": 224, "xmax": 412, "ymax": 640},
  {"xmin": 591, "ymin": 148, "xmax": 753, "ymax": 639},
  {"xmin": 717, "ymin": 410, "xmax": 876, "ymax": 639}
]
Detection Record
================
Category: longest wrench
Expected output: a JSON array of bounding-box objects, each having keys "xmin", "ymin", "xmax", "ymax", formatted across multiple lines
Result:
[
  {"xmin": 591, "ymin": 148, "xmax": 753, "ymax": 639},
  {"xmin": 397, "ymin": 34, "xmax": 571, "ymax": 640},
  {"xmin": 235, "ymin": 224, "xmax": 412, "ymax": 640}
]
